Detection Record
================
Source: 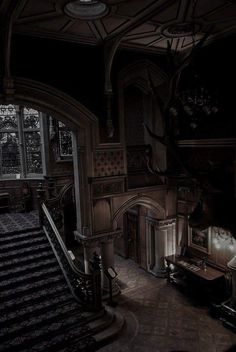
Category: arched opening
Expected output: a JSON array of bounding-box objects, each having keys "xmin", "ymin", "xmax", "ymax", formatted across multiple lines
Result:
[
  {"xmin": 113, "ymin": 196, "xmax": 176, "ymax": 277},
  {"xmin": 0, "ymin": 77, "xmax": 98, "ymax": 244}
]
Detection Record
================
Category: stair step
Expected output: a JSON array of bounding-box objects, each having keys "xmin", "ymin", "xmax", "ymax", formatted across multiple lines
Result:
[
  {"xmin": 0, "ymin": 257, "xmax": 58, "ymax": 280},
  {"xmin": 0, "ymin": 223, "xmax": 104, "ymax": 352},
  {"xmin": 0, "ymin": 273, "xmax": 65, "ymax": 302},
  {"xmin": 21, "ymin": 326, "xmax": 96, "ymax": 352},
  {"xmin": 88, "ymin": 310, "xmax": 114, "ymax": 333},
  {"xmin": 0, "ymin": 250, "xmax": 54, "ymax": 270},
  {"xmin": 0, "ymin": 242, "xmax": 51, "ymax": 261},
  {"xmin": 0, "ymin": 266, "xmax": 61, "ymax": 292},
  {"xmin": 0, "ymin": 306, "xmax": 91, "ymax": 352},
  {"xmin": 0, "ymin": 236, "xmax": 48, "ymax": 253},
  {"xmin": 0, "ymin": 282, "xmax": 69, "ymax": 313},
  {"xmin": 0, "ymin": 293, "xmax": 74, "ymax": 326},
  {"xmin": 0, "ymin": 300, "xmax": 83, "ymax": 341},
  {"xmin": 94, "ymin": 309, "xmax": 125, "ymax": 345},
  {"xmin": 32, "ymin": 310, "xmax": 107, "ymax": 352},
  {"xmin": 0, "ymin": 230, "xmax": 43, "ymax": 244}
]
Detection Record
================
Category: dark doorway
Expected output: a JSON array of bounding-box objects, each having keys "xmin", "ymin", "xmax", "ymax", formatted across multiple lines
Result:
[{"xmin": 125, "ymin": 207, "xmax": 140, "ymax": 263}]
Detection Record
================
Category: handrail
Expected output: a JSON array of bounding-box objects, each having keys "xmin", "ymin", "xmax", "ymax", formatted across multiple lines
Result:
[
  {"xmin": 43, "ymin": 182, "xmax": 74, "ymax": 232},
  {"xmin": 41, "ymin": 202, "xmax": 102, "ymax": 311},
  {"xmin": 46, "ymin": 181, "xmax": 74, "ymax": 207}
]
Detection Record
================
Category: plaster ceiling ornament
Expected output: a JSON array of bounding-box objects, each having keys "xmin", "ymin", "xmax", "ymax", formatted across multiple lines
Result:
[
  {"xmin": 64, "ymin": 0, "xmax": 109, "ymax": 20},
  {"xmin": 161, "ymin": 21, "xmax": 202, "ymax": 38}
]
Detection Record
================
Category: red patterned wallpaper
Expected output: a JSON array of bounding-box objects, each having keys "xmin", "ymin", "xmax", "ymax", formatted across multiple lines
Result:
[{"xmin": 94, "ymin": 149, "xmax": 125, "ymax": 177}]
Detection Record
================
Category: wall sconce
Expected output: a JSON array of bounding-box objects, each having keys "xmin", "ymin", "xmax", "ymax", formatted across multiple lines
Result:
[{"xmin": 212, "ymin": 226, "xmax": 235, "ymax": 251}]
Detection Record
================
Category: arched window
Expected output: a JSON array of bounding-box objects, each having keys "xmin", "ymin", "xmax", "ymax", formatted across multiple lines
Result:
[{"xmin": 0, "ymin": 104, "xmax": 46, "ymax": 179}]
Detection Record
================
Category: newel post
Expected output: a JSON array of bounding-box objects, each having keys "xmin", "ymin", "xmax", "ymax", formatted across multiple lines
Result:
[
  {"xmin": 89, "ymin": 252, "xmax": 102, "ymax": 310},
  {"xmin": 36, "ymin": 182, "xmax": 46, "ymax": 227}
]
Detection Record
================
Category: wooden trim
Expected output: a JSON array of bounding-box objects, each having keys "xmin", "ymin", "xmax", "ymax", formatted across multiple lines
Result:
[{"xmin": 177, "ymin": 138, "xmax": 236, "ymax": 148}]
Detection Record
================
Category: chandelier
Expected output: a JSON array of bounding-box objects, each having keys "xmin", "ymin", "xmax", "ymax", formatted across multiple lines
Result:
[
  {"xmin": 180, "ymin": 85, "xmax": 219, "ymax": 117},
  {"xmin": 169, "ymin": 73, "xmax": 220, "ymax": 132}
]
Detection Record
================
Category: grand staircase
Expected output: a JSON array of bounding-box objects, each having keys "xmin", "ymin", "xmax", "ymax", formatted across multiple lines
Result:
[{"xmin": 0, "ymin": 215, "xmax": 124, "ymax": 352}]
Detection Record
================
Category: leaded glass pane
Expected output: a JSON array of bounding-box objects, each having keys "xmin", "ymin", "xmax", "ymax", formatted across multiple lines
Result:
[
  {"xmin": 0, "ymin": 104, "xmax": 45, "ymax": 178},
  {"xmin": 58, "ymin": 121, "xmax": 65, "ymax": 128},
  {"xmin": 0, "ymin": 105, "xmax": 17, "ymax": 130},
  {"xmin": 0, "ymin": 132, "xmax": 21, "ymax": 174},
  {"xmin": 58, "ymin": 121, "xmax": 72, "ymax": 157},
  {"xmin": 23, "ymin": 107, "xmax": 40, "ymax": 129},
  {"xmin": 59, "ymin": 130, "xmax": 73, "ymax": 156},
  {"xmin": 24, "ymin": 131, "xmax": 42, "ymax": 174}
]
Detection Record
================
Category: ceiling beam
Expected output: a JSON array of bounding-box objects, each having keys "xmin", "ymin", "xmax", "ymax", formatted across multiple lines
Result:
[{"xmin": 105, "ymin": 0, "xmax": 176, "ymax": 42}]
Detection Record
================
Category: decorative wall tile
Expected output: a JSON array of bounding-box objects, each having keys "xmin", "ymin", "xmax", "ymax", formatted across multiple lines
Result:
[{"xmin": 94, "ymin": 149, "xmax": 125, "ymax": 177}]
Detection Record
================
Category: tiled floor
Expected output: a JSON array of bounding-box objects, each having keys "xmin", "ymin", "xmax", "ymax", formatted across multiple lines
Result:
[{"xmin": 99, "ymin": 255, "xmax": 236, "ymax": 352}]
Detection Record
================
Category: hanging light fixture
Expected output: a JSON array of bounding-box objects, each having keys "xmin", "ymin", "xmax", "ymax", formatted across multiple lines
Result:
[
  {"xmin": 64, "ymin": 0, "xmax": 108, "ymax": 20},
  {"xmin": 179, "ymin": 82, "xmax": 219, "ymax": 117},
  {"xmin": 212, "ymin": 227, "xmax": 235, "ymax": 251},
  {"xmin": 169, "ymin": 73, "xmax": 220, "ymax": 133}
]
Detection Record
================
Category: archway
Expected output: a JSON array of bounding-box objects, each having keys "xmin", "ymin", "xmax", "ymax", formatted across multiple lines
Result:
[
  {"xmin": 0, "ymin": 76, "xmax": 99, "ymax": 236},
  {"xmin": 112, "ymin": 195, "xmax": 175, "ymax": 277}
]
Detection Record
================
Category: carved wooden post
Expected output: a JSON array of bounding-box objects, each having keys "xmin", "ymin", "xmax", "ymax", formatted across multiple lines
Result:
[
  {"xmin": 36, "ymin": 182, "xmax": 46, "ymax": 227},
  {"xmin": 89, "ymin": 252, "xmax": 102, "ymax": 310}
]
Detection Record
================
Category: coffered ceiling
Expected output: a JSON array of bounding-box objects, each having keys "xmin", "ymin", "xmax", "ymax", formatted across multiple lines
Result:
[{"xmin": 4, "ymin": 0, "xmax": 236, "ymax": 53}]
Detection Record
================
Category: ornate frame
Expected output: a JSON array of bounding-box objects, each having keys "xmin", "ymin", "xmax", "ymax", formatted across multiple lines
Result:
[{"xmin": 188, "ymin": 227, "xmax": 211, "ymax": 254}]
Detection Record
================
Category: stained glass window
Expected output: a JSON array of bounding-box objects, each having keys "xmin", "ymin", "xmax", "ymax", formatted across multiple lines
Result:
[
  {"xmin": 58, "ymin": 121, "xmax": 73, "ymax": 157},
  {"xmin": 0, "ymin": 104, "xmax": 44, "ymax": 178}
]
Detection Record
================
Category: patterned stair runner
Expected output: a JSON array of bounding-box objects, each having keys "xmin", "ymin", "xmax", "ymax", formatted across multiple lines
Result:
[{"xmin": 0, "ymin": 228, "xmax": 101, "ymax": 352}]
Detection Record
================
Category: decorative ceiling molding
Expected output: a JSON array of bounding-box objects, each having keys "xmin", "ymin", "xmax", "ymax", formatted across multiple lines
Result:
[{"xmin": 2, "ymin": 0, "xmax": 234, "ymax": 53}]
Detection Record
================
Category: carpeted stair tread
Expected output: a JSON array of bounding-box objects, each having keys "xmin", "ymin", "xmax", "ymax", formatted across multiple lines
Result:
[
  {"xmin": 29, "ymin": 310, "xmax": 108, "ymax": 352},
  {"xmin": 0, "ymin": 265, "xmax": 62, "ymax": 291},
  {"xmin": 0, "ymin": 300, "xmax": 84, "ymax": 340},
  {"xmin": 0, "ymin": 282, "xmax": 69, "ymax": 313},
  {"xmin": 1, "ymin": 319, "xmax": 96, "ymax": 352},
  {"xmin": 56, "ymin": 339, "xmax": 96, "ymax": 352},
  {"xmin": 0, "ymin": 250, "xmax": 55, "ymax": 270},
  {"xmin": 0, "ymin": 235, "xmax": 48, "ymax": 252},
  {"xmin": 0, "ymin": 230, "xmax": 44, "ymax": 244},
  {"xmin": 0, "ymin": 257, "xmax": 58, "ymax": 280},
  {"xmin": 0, "ymin": 306, "xmax": 94, "ymax": 351},
  {"xmin": 0, "ymin": 273, "xmax": 66, "ymax": 301},
  {"xmin": 22, "ymin": 325, "xmax": 96, "ymax": 352},
  {"xmin": 0, "ymin": 211, "xmax": 40, "ymax": 235},
  {"xmin": 0, "ymin": 215, "xmax": 108, "ymax": 352},
  {"xmin": 0, "ymin": 292, "xmax": 75, "ymax": 326},
  {"xmin": 0, "ymin": 242, "xmax": 51, "ymax": 260}
]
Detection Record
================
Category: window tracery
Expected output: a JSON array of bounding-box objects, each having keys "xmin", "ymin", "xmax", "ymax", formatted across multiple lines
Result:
[{"xmin": 0, "ymin": 104, "xmax": 44, "ymax": 178}]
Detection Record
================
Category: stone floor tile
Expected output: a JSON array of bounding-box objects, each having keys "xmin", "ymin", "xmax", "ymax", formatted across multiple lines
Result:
[{"xmin": 98, "ymin": 255, "xmax": 236, "ymax": 352}]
